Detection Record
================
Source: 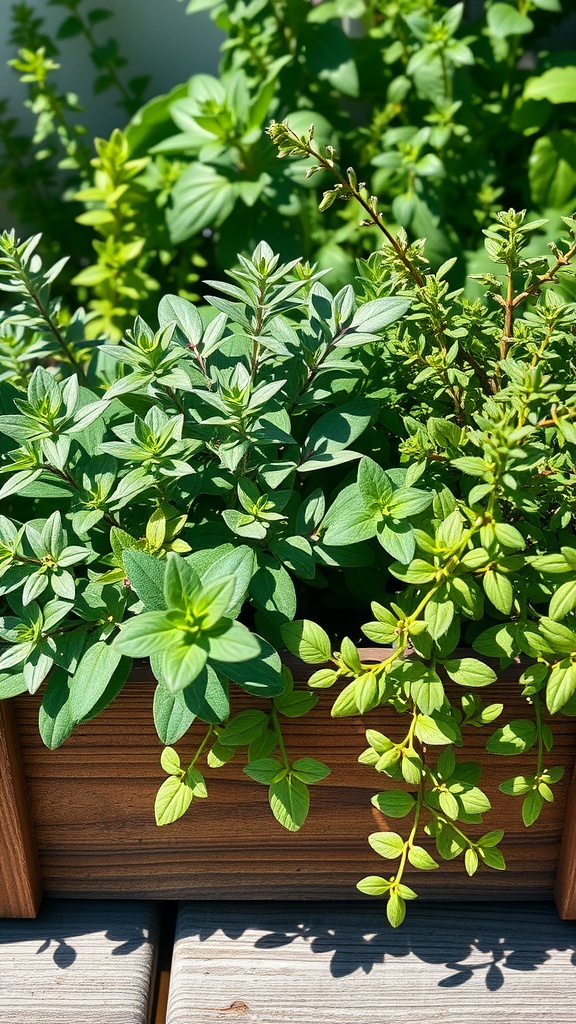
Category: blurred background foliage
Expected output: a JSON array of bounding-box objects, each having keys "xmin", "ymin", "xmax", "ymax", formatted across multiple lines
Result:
[{"xmin": 1, "ymin": 0, "xmax": 576, "ymax": 337}]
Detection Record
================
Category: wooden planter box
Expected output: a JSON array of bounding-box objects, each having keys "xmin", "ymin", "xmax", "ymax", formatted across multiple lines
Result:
[{"xmin": 2, "ymin": 651, "xmax": 576, "ymax": 918}]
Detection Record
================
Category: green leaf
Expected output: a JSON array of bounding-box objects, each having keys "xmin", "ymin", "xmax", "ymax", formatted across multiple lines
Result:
[
  {"xmin": 529, "ymin": 132, "xmax": 576, "ymax": 209},
  {"xmin": 122, "ymin": 550, "xmax": 166, "ymax": 611},
  {"xmin": 206, "ymin": 620, "xmax": 261, "ymax": 663},
  {"xmin": 547, "ymin": 660, "xmax": 576, "ymax": 714},
  {"xmin": 483, "ymin": 570, "xmax": 513, "ymax": 615},
  {"xmin": 68, "ymin": 642, "xmax": 124, "ymax": 722},
  {"xmin": 155, "ymin": 640, "xmax": 209, "ymax": 693},
  {"xmin": 539, "ymin": 617, "xmax": 576, "ymax": 654},
  {"xmin": 218, "ymin": 709, "xmax": 269, "ymax": 746},
  {"xmin": 356, "ymin": 875, "xmax": 391, "ymax": 896},
  {"xmin": 154, "ymin": 774, "xmax": 193, "ymax": 825},
  {"xmin": 522, "ymin": 789, "xmax": 543, "ymax": 826},
  {"xmin": 479, "ymin": 846, "xmax": 506, "ymax": 870},
  {"xmin": 424, "ymin": 597, "xmax": 454, "ymax": 639},
  {"xmin": 387, "ymin": 487, "xmax": 432, "ymax": 520},
  {"xmin": 186, "ymin": 765, "xmax": 208, "ymax": 798},
  {"xmin": 368, "ymin": 831, "xmax": 405, "ymax": 859},
  {"xmin": 243, "ymin": 757, "xmax": 284, "ymax": 784},
  {"xmin": 525, "ymin": 67, "xmax": 576, "ymax": 104},
  {"xmin": 167, "ymin": 163, "xmax": 238, "ymax": 243},
  {"xmin": 158, "ymin": 293, "xmax": 203, "ymax": 346},
  {"xmin": 438, "ymin": 790, "xmax": 460, "ymax": 819},
  {"xmin": 465, "ymin": 848, "xmax": 478, "ymax": 876},
  {"xmin": 414, "ymin": 714, "xmax": 459, "ymax": 745},
  {"xmin": 357, "ymin": 457, "xmax": 393, "ymax": 510},
  {"xmin": 299, "ymin": 399, "xmax": 375, "ymax": 470},
  {"xmin": 281, "ymin": 619, "xmax": 332, "ymax": 663},
  {"xmin": 160, "ymin": 746, "xmax": 181, "ymax": 775},
  {"xmin": 349, "ymin": 296, "xmax": 411, "ymax": 334},
  {"xmin": 371, "ymin": 791, "xmax": 416, "ymax": 817},
  {"xmin": 38, "ymin": 669, "xmax": 75, "ymax": 749},
  {"xmin": 200, "ymin": 545, "xmax": 256, "ymax": 616},
  {"xmin": 499, "ymin": 774, "xmax": 533, "ymax": 796},
  {"xmin": 407, "ymin": 845, "xmax": 439, "ymax": 870},
  {"xmin": 153, "ymin": 681, "xmax": 196, "ymax": 744},
  {"xmin": 376, "ymin": 520, "xmax": 415, "ymax": 563},
  {"xmin": 321, "ymin": 491, "xmax": 377, "ymax": 546},
  {"xmin": 215, "ymin": 636, "xmax": 284, "ymax": 697},
  {"xmin": 386, "ymin": 892, "xmax": 407, "ymax": 928},
  {"xmin": 291, "ymin": 757, "xmax": 331, "ymax": 784},
  {"xmin": 179, "ymin": 665, "xmax": 229, "ymax": 723},
  {"xmin": 443, "ymin": 658, "xmax": 497, "ymax": 688},
  {"xmin": 486, "ymin": 2, "xmax": 533, "ymax": 36},
  {"xmin": 486, "ymin": 719, "xmax": 537, "ymax": 755},
  {"xmin": 549, "ymin": 581, "xmax": 576, "ymax": 621},
  {"xmin": 269, "ymin": 775, "xmax": 310, "ymax": 831},
  {"xmin": 0, "ymin": 672, "xmax": 27, "ymax": 698}
]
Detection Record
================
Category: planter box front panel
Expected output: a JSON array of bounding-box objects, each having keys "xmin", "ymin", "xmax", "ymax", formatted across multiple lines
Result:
[{"xmin": 11, "ymin": 663, "xmax": 576, "ymax": 902}]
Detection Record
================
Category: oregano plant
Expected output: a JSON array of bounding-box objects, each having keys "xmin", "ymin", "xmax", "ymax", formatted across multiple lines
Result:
[{"xmin": 2, "ymin": 121, "xmax": 576, "ymax": 924}]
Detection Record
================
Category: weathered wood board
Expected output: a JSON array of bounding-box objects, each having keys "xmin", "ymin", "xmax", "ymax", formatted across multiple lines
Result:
[
  {"xmin": 3, "ymin": 654, "xmax": 575, "ymax": 912},
  {"xmin": 166, "ymin": 901, "xmax": 576, "ymax": 1024}
]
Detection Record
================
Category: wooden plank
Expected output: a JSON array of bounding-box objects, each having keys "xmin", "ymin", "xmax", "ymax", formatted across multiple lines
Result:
[
  {"xmin": 166, "ymin": 901, "xmax": 576, "ymax": 1024},
  {"xmin": 0, "ymin": 699, "xmax": 42, "ymax": 917},
  {"xmin": 556, "ymin": 762, "xmax": 576, "ymax": 917},
  {"xmin": 11, "ymin": 658, "xmax": 576, "ymax": 903},
  {"xmin": 0, "ymin": 899, "xmax": 160, "ymax": 1023}
]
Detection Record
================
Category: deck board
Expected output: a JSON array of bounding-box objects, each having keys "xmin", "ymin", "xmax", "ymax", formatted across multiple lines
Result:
[
  {"xmin": 167, "ymin": 901, "xmax": 576, "ymax": 1024},
  {"xmin": 0, "ymin": 900, "xmax": 159, "ymax": 1024}
]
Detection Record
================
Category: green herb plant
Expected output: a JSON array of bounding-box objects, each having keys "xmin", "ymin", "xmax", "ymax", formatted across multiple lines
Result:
[{"xmin": 2, "ymin": 113, "xmax": 576, "ymax": 924}]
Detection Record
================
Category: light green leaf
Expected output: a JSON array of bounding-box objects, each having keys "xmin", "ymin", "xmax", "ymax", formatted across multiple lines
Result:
[
  {"xmin": 160, "ymin": 746, "xmax": 181, "ymax": 775},
  {"xmin": 167, "ymin": 162, "xmax": 237, "ymax": 243},
  {"xmin": 387, "ymin": 892, "xmax": 407, "ymax": 928},
  {"xmin": 487, "ymin": 2, "xmax": 533, "ymax": 36},
  {"xmin": 549, "ymin": 581, "xmax": 576, "ymax": 621},
  {"xmin": 547, "ymin": 660, "xmax": 576, "ymax": 714},
  {"xmin": 356, "ymin": 875, "xmax": 391, "ymax": 896},
  {"xmin": 483, "ymin": 570, "xmax": 513, "ymax": 615},
  {"xmin": 443, "ymin": 658, "xmax": 497, "ymax": 688},
  {"xmin": 154, "ymin": 774, "xmax": 193, "ymax": 825},
  {"xmin": 368, "ymin": 831, "xmax": 405, "ymax": 859},
  {"xmin": 376, "ymin": 520, "xmax": 415, "ymax": 563},
  {"xmin": 525, "ymin": 67, "xmax": 576, "ymax": 104},
  {"xmin": 38, "ymin": 669, "xmax": 75, "ymax": 750},
  {"xmin": 371, "ymin": 791, "xmax": 416, "ymax": 818},
  {"xmin": 407, "ymin": 845, "xmax": 439, "ymax": 870},
  {"xmin": 281, "ymin": 619, "xmax": 332, "ymax": 664},
  {"xmin": 486, "ymin": 719, "xmax": 537, "ymax": 755}
]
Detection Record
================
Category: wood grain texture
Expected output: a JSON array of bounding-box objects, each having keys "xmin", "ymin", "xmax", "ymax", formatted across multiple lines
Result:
[
  {"xmin": 0, "ymin": 899, "xmax": 159, "ymax": 1023},
  {"xmin": 10, "ymin": 653, "xmax": 576, "ymax": 904},
  {"xmin": 555, "ymin": 763, "xmax": 576, "ymax": 917},
  {"xmin": 167, "ymin": 901, "xmax": 576, "ymax": 1024},
  {"xmin": 0, "ymin": 699, "xmax": 42, "ymax": 917}
]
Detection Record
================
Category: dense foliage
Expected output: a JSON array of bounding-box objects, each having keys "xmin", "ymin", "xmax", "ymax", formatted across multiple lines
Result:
[{"xmin": 3, "ymin": 123, "xmax": 576, "ymax": 920}]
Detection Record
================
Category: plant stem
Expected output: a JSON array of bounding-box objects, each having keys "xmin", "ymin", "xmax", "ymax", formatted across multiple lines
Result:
[{"xmin": 190, "ymin": 725, "xmax": 215, "ymax": 768}]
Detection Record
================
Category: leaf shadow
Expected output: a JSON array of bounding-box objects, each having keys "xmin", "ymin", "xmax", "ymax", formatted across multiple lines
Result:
[
  {"xmin": 0, "ymin": 899, "xmax": 156, "ymax": 970},
  {"xmin": 177, "ymin": 899, "xmax": 576, "ymax": 989}
]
